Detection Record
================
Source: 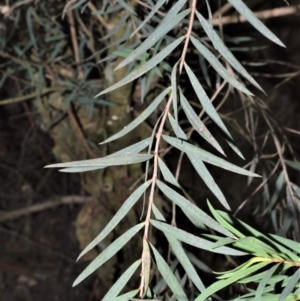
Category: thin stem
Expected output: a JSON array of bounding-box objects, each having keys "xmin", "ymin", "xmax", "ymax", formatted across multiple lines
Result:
[
  {"xmin": 139, "ymin": 94, "xmax": 173, "ymax": 297},
  {"xmin": 179, "ymin": 0, "xmax": 197, "ymax": 73}
]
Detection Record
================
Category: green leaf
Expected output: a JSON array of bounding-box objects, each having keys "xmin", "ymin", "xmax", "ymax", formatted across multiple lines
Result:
[
  {"xmin": 227, "ymin": 0, "xmax": 285, "ymax": 47},
  {"xmin": 150, "ymin": 243, "xmax": 189, "ymax": 301},
  {"xmin": 151, "ymin": 220, "xmax": 246, "ymax": 256},
  {"xmin": 187, "ymin": 154, "xmax": 230, "ymax": 210},
  {"xmin": 217, "ymin": 211, "xmax": 300, "ymax": 262},
  {"xmin": 156, "ymin": 180, "xmax": 234, "ymax": 237},
  {"xmin": 117, "ymin": 9, "xmax": 190, "ymax": 69},
  {"xmin": 269, "ymin": 234, "xmax": 300, "ymax": 256},
  {"xmin": 96, "ymin": 36, "xmax": 184, "ymax": 97},
  {"xmin": 211, "ymin": 237, "xmax": 236, "ymax": 249},
  {"xmin": 158, "ymin": 157, "xmax": 180, "ymax": 188},
  {"xmin": 73, "ymin": 223, "xmax": 144, "ymax": 286},
  {"xmin": 183, "ymin": 62, "xmax": 244, "ymax": 159},
  {"xmin": 180, "ymin": 92, "xmax": 225, "ymax": 155},
  {"xmin": 99, "ymin": 87, "xmax": 171, "ymax": 144},
  {"xmin": 168, "ymin": 113, "xmax": 188, "ymax": 140},
  {"xmin": 196, "ymin": 11, "xmax": 263, "ymax": 93},
  {"xmin": 45, "ymin": 154, "xmax": 153, "ymax": 171},
  {"xmin": 207, "ymin": 201, "xmax": 244, "ymax": 237},
  {"xmin": 163, "ymin": 135, "xmax": 260, "ymax": 177},
  {"xmin": 152, "ymin": 205, "xmax": 207, "ymax": 293},
  {"xmin": 255, "ymin": 263, "xmax": 280, "ymax": 301},
  {"xmin": 195, "ymin": 261, "xmax": 270, "ymax": 301},
  {"xmin": 190, "ymin": 36, "xmax": 253, "ymax": 96},
  {"xmin": 102, "ymin": 260, "xmax": 141, "ymax": 301},
  {"xmin": 279, "ymin": 269, "xmax": 300, "ymax": 301},
  {"xmin": 77, "ymin": 181, "xmax": 151, "ymax": 260}
]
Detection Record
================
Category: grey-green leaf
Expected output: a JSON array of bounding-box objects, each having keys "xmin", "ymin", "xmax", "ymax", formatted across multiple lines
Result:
[
  {"xmin": 278, "ymin": 269, "xmax": 300, "ymax": 301},
  {"xmin": 60, "ymin": 138, "xmax": 153, "ymax": 173},
  {"xmin": 163, "ymin": 135, "xmax": 260, "ymax": 177},
  {"xmin": 102, "ymin": 260, "xmax": 141, "ymax": 301},
  {"xmin": 112, "ymin": 289, "xmax": 139, "ymax": 301},
  {"xmin": 255, "ymin": 263, "xmax": 280, "ymax": 301},
  {"xmin": 187, "ymin": 153, "xmax": 230, "ymax": 210},
  {"xmin": 151, "ymin": 220, "xmax": 246, "ymax": 256},
  {"xmin": 100, "ymin": 87, "xmax": 171, "ymax": 144},
  {"xmin": 183, "ymin": 62, "xmax": 244, "ymax": 158},
  {"xmin": 73, "ymin": 223, "xmax": 144, "ymax": 286},
  {"xmin": 156, "ymin": 180, "xmax": 235, "ymax": 238},
  {"xmin": 150, "ymin": 243, "xmax": 189, "ymax": 301},
  {"xmin": 227, "ymin": 0, "xmax": 285, "ymax": 47},
  {"xmin": 130, "ymin": 0, "xmax": 167, "ymax": 37},
  {"xmin": 180, "ymin": 92, "xmax": 224, "ymax": 155},
  {"xmin": 117, "ymin": 9, "xmax": 190, "ymax": 69},
  {"xmin": 196, "ymin": 11, "xmax": 263, "ymax": 92},
  {"xmin": 77, "ymin": 181, "xmax": 151, "ymax": 260},
  {"xmin": 96, "ymin": 36, "xmax": 184, "ymax": 97},
  {"xmin": 158, "ymin": 157, "xmax": 180, "ymax": 188},
  {"xmin": 45, "ymin": 154, "xmax": 153, "ymax": 169},
  {"xmin": 171, "ymin": 63, "xmax": 179, "ymax": 124},
  {"xmin": 168, "ymin": 113, "xmax": 187, "ymax": 140},
  {"xmin": 190, "ymin": 36, "xmax": 253, "ymax": 95},
  {"xmin": 152, "ymin": 205, "xmax": 206, "ymax": 293}
]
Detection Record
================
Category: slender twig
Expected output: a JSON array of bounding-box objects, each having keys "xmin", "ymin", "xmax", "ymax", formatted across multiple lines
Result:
[
  {"xmin": 140, "ymin": 94, "xmax": 173, "ymax": 297},
  {"xmin": 0, "ymin": 196, "xmax": 93, "ymax": 223},
  {"xmin": 212, "ymin": 5, "xmax": 300, "ymax": 26},
  {"xmin": 179, "ymin": 0, "xmax": 197, "ymax": 73}
]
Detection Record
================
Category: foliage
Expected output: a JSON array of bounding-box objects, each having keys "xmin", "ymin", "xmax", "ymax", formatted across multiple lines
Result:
[{"xmin": 1, "ymin": 0, "xmax": 299, "ymax": 300}]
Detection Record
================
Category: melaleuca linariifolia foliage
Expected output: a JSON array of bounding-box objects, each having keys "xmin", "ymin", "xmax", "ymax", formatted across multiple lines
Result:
[{"xmin": 45, "ymin": 1, "xmax": 300, "ymax": 301}]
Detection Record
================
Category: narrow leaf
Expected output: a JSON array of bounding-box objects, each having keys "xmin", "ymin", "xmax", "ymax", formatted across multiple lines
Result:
[
  {"xmin": 113, "ymin": 289, "xmax": 139, "ymax": 301},
  {"xmin": 227, "ymin": 0, "xmax": 285, "ymax": 47},
  {"xmin": 73, "ymin": 223, "xmax": 144, "ymax": 286},
  {"xmin": 184, "ymin": 62, "xmax": 244, "ymax": 158},
  {"xmin": 196, "ymin": 11, "xmax": 263, "ymax": 92},
  {"xmin": 180, "ymin": 92, "xmax": 225, "ymax": 155},
  {"xmin": 187, "ymin": 154, "xmax": 230, "ymax": 210},
  {"xmin": 151, "ymin": 220, "xmax": 246, "ymax": 256},
  {"xmin": 207, "ymin": 201, "xmax": 244, "ymax": 237},
  {"xmin": 117, "ymin": 9, "xmax": 190, "ymax": 69},
  {"xmin": 195, "ymin": 261, "xmax": 270, "ymax": 301},
  {"xmin": 168, "ymin": 113, "xmax": 188, "ymax": 140},
  {"xmin": 77, "ymin": 181, "xmax": 151, "ymax": 260},
  {"xmin": 190, "ymin": 36, "xmax": 253, "ymax": 95},
  {"xmin": 45, "ymin": 154, "xmax": 153, "ymax": 169},
  {"xmin": 100, "ymin": 87, "xmax": 171, "ymax": 144},
  {"xmin": 130, "ymin": 0, "xmax": 167, "ymax": 36},
  {"xmin": 255, "ymin": 263, "xmax": 280, "ymax": 301},
  {"xmin": 163, "ymin": 135, "xmax": 260, "ymax": 177},
  {"xmin": 157, "ymin": 180, "xmax": 234, "ymax": 237},
  {"xmin": 102, "ymin": 260, "xmax": 141, "ymax": 301},
  {"xmin": 279, "ymin": 269, "xmax": 300, "ymax": 301},
  {"xmin": 108, "ymin": 137, "xmax": 153, "ymax": 156},
  {"xmin": 141, "ymin": 238, "xmax": 151, "ymax": 297},
  {"xmin": 96, "ymin": 36, "xmax": 184, "ymax": 97},
  {"xmin": 150, "ymin": 243, "xmax": 189, "ymax": 301},
  {"xmin": 171, "ymin": 61, "xmax": 179, "ymax": 123},
  {"xmin": 158, "ymin": 157, "xmax": 180, "ymax": 188},
  {"xmin": 152, "ymin": 205, "xmax": 206, "ymax": 293}
]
